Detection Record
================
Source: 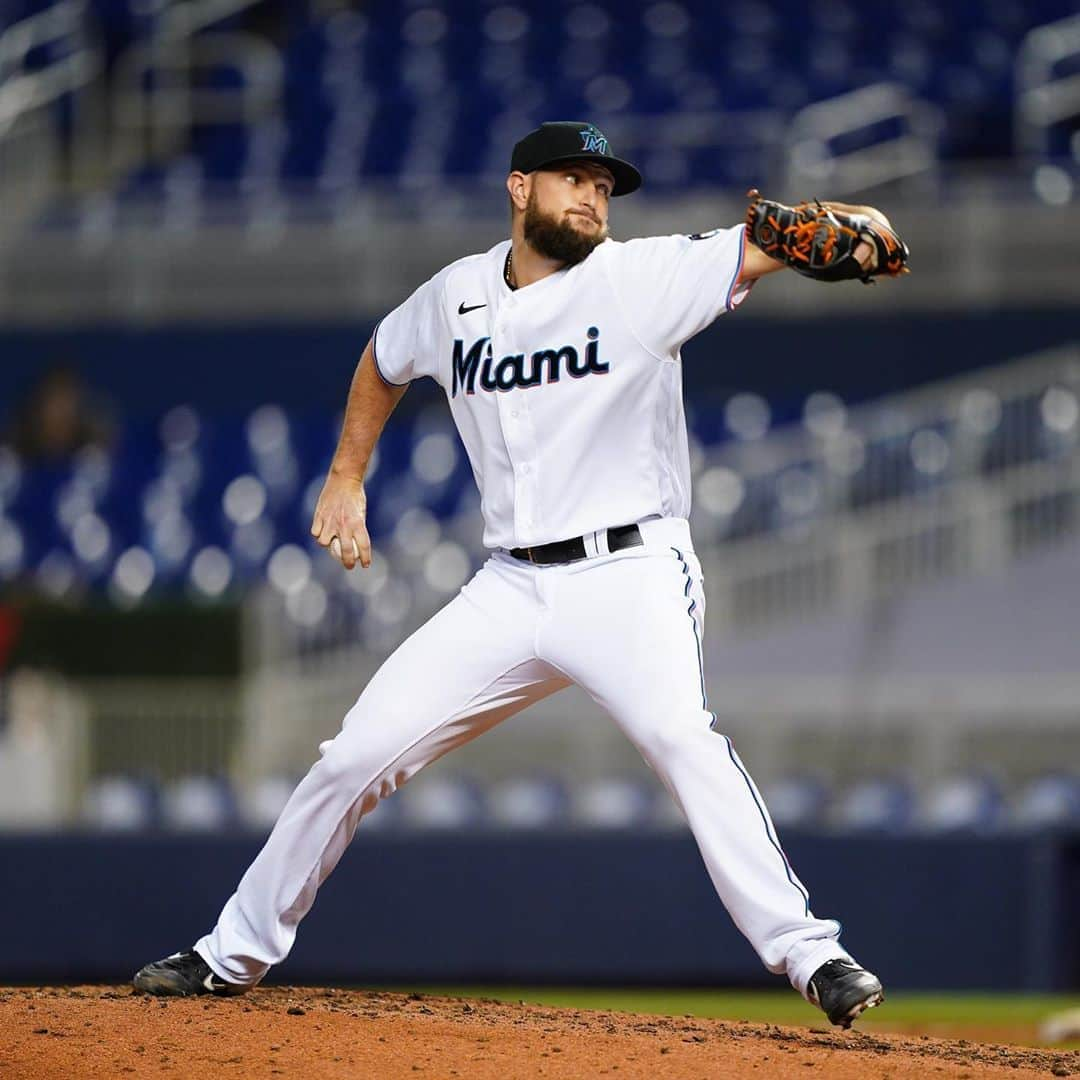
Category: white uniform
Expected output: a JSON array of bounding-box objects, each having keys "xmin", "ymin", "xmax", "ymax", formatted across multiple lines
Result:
[{"xmin": 196, "ymin": 225, "xmax": 854, "ymax": 998}]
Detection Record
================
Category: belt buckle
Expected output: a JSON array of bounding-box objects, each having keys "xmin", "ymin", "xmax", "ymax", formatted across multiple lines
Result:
[{"xmin": 526, "ymin": 546, "xmax": 536, "ymax": 564}]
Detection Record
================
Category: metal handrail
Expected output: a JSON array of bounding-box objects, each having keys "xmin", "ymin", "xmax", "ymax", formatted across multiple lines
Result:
[
  {"xmin": 712, "ymin": 344, "xmax": 1080, "ymax": 479},
  {"xmin": 0, "ymin": 0, "xmax": 84, "ymax": 78},
  {"xmin": 158, "ymin": 0, "xmax": 268, "ymax": 40},
  {"xmin": 702, "ymin": 454, "xmax": 1080, "ymax": 605},
  {"xmin": 110, "ymin": 29, "xmax": 282, "ymax": 167},
  {"xmin": 1015, "ymin": 12, "xmax": 1080, "ymax": 157},
  {"xmin": 785, "ymin": 82, "xmax": 943, "ymax": 194},
  {"xmin": 0, "ymin": 0, "xmax": 100, "ymax": 137},
  {"xmin": 695, "ymin": 340, "xmax": 1080, "ymax": 632}
]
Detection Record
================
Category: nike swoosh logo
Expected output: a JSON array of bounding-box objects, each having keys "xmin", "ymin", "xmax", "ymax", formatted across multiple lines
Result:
[{"xmin": 458, "ymin": 302, "xmax": 486, "ymax": 315}]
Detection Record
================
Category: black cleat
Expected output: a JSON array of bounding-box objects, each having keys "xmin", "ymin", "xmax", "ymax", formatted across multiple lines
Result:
[
  {"xmin": 807, "ymin": 958, "xmax": 884, "ymax": 1028},
  {"xmin": 133, "ymin": 949, "xmax": 247, "ymax": 997}
]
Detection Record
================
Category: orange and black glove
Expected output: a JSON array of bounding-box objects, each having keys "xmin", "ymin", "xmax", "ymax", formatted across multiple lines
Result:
[{"xmin": 745, "ymin": 190, "xmax": 910, "ymax": 284}]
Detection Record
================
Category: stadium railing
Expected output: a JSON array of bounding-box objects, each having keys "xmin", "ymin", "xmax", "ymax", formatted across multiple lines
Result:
[
  {"xmin": 0, "ymin": 0, "xmax": 102, "ymax": 236},
  {"xmin": 700, "ymin": 343, "xmax": 1080, "ymax": 628}
]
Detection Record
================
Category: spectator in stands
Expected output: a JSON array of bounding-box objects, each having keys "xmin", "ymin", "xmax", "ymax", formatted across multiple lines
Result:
[{"xmin": 8, "ymin": 364, "xmax": 114, "ymax": 464}]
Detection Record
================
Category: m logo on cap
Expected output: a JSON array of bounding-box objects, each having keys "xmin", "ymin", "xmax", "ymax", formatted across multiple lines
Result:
[{"xmin": 579, "ymin": 126, "xmax": 609, "ymax": 155}]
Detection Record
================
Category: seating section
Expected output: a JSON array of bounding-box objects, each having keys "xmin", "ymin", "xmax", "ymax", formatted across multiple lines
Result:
[
  {"xmin": 2, "ymin": 368, "xmax": 1076, "ymax": 631},
  {"xmin": 698, "ymin": 381, "xmax": 1080, "ymax": 544},
  {"xmin": 7, "ymin": 0, "xmax": 1078, "ymax": 196},
  {"xmin": 0, "ymin": 402, "xmax": 474, "ymax": 619},
  {"xmin": 77, "ymin": 768, "xmax": 1080, "ymax": 833}
]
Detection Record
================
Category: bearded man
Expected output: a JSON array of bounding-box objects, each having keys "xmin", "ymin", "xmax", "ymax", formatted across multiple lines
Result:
[{"xmin": 134, "ymin": 121, "xmax": 904, "ymax": 1029}]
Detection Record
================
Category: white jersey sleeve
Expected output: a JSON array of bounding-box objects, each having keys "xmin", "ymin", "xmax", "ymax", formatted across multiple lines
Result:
[
  {"xmin": 372, "ymin": 271, "xmax": 448, "ymax": 386},
  {"xmin": 604, "ymin": 224, "xmax": 751, "ymax": 359}
]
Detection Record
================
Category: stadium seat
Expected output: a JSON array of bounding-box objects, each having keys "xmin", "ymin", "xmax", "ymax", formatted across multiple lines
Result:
[
  {"xmin": 573, "ymin": 775, "xmax": 657, "ymax": 828},
  {"xmin": 488, "ymin": 774, "xmax": 571, "ymax": 829},
  {"xmin": 760, "ymin": 774, "xmax": 830, "ymax": 829},
  {"xmin": 1012, "ymin": 774, "xmax": 1080, "ymax": 830},
  {"xmin": 919, "ymin": 774, "xmax": 1004, "ymax": 833},
  {"xmin": 833, "ymin": 776, "xmax": 915, "ymax": 832},
  {"xmin": 160, "ymin": 773, "xmax": 239, "ymax": 831},
  {"xmin": 34, "ymin": 0, "xmax": 1071, "ymax": 201},
  {"xmin": 82, "ymin": 773, "xmax": 160, "ymax": 831},
  {"xmin": 397, "ymin": 773, "xmax": 488, "ymax": 830},
  {"xmin": 240, "ymin": 773, "xmax": 301, "ymax": 830}
]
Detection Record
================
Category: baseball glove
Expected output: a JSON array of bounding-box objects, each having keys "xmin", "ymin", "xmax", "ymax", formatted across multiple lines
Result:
[{"xmin": 744, "ymin": 189, "xmax": 910, "ymax": 284}]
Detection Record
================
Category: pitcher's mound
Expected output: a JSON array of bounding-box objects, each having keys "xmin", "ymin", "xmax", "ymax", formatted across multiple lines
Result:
[{"xmin": 2, "ymin": 986, "xmax": 1078, "ymax": 1078}]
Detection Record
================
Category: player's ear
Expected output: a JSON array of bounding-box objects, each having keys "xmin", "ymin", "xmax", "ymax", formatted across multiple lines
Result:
[{"xmin": 506, "ymin": 171, "xmax": 529, "ymax": 213}]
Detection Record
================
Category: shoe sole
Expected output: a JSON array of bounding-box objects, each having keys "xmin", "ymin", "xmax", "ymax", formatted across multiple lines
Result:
[{"xmin": 836, "ymin": 988, "xmax": 885, "ymax": 1029}]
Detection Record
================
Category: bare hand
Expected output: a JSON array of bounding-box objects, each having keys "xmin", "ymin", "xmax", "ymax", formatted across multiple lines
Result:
[{"xmin": 310, "ymin": 468, "xmax": 371, "ymax": 570}]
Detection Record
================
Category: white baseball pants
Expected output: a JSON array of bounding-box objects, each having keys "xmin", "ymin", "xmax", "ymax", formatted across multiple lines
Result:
[{"xmin": 196, "ymin": 517, "xmax": 851, "ymax": 996}]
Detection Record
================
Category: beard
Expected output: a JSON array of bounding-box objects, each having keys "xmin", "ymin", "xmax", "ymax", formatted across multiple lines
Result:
[{"xmin": 523, "ymin": 189, "xmax": 608, "ymax": 266}]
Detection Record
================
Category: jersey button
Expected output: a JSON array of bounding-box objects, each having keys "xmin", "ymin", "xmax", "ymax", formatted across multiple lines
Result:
[{"xmin": 521, "ymin": 463, "xmax": 531, "ymax": 474}]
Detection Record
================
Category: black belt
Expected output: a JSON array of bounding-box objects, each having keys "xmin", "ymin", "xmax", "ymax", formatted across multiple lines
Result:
[{"xmin": 510, "ymin": 523, "xmax": 643, "ymax": 565}]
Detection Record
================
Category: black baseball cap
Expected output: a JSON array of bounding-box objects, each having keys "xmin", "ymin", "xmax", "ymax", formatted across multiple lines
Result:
[{"xmin": 510, "ymin": 121, "xmax": 642, "ymax": 196}]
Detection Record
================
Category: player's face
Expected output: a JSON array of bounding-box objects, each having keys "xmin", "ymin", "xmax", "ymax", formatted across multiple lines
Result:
[
  {"xmin": 531, "ymin": 163, "xmax": 612, "ymax": 233},
  {"xmin": 523, "ymin": 163, "xmax": 613, "ymax": 265}
]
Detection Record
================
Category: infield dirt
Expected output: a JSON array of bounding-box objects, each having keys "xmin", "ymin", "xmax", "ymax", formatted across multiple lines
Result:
[{"xmin": 2, "ymin": 985, "xmax": 1078, "ymax": 1079}]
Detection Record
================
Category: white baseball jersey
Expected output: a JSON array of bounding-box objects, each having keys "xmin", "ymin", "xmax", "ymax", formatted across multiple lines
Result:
[{"xmin": 373, "ymin": 226, "xmax": 751, "ymax": 549}]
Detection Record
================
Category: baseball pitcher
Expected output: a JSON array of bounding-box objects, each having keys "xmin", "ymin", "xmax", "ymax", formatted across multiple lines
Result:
[{"xmin": 135, "ymin": 121, "xmax": 908, "ymax": 1027}]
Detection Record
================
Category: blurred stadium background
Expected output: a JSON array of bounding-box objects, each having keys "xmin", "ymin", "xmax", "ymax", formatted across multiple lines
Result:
[{"xmin": 0, "ymin": 0, "xmax": 1078, "ymax": 993}]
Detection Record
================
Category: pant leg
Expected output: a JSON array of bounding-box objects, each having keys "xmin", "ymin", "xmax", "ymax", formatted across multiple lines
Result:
[
  {"xmin": 196, "ymin": 557, "xmax": 567, "ymax": 986},
  {"xmin": 541, "ymin": 538, "xmax": 850, "ymax": 998}
]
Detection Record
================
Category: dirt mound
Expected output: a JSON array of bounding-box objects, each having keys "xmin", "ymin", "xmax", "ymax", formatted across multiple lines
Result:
[{"xmin": 2, "ymin": 986, "xmax": 1078, "ymax": 1078}]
